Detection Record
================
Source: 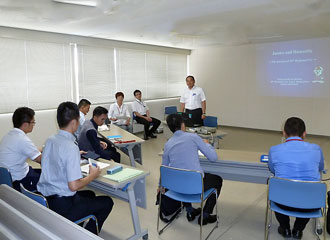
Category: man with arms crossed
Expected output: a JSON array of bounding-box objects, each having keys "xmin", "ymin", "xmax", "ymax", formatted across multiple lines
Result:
[
  {"xmin": 162, "ymin": 113, "xmax": 222, "ymax": 225},
  {"xmin": 0, "ymin": 107, "xmax": 41, "ymax": 192},
  {"xmin": 79, "ymin": 106, "xmax": 120, "ymax": 162},
  {"xmin": 180, "ymin": 75, "xmax": 206, "ymax": 126},
  {"xmin": 74, "ymin": 98, "xmax": 91, "ymax": 139},
  {"xmin": 132, "ymin": 89, "xmax": 161, "ymax": 140},
  {"xmin": 37, "ymin": 102, "xmax": 113, "ymax": 234},
  {"xmin": 268, "ymin": 117, "xmax": 324, "ymax": 239}
]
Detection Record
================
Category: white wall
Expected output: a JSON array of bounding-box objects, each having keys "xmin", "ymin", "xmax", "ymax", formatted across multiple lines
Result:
[
  {"xmin": 189, "ymin": 44, "xmax": 330, "ymax": 136},
  {"xmin": 0, "ymin": 98, "xmax": 180, "ymax": 147}
]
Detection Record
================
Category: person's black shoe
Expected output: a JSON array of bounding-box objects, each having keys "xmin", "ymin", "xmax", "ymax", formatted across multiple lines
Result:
[
  {"xmin": 149, "ymin": 132, "xmax": 157, "ymax": 138},
  {"xmin": 198, "ymin": 214, "xmax": 217, "ymax": 225},
  {"xmin": 143, "ymin": 133, "xmax": 149, "ymax": 140},
  {"xmin": 292, "ymin": 229, "xmax": 303, "ymax": 239},
  {"xmin": 278, "ymin": 226, "xmax": 292, "ymax": 238},
  {"xmin": 186, "ymin": 208, "xmax": 201, "ymax": 222}
]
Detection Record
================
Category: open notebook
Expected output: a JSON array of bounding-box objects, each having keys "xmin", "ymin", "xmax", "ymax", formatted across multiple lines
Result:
[{"xmin": 103, "ymin": 168, "xmax": 144, "ymax": 182}]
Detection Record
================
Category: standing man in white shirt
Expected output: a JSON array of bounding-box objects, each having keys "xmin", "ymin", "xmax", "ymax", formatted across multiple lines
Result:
[
  {"xmin": 180, "ymin": 75, "xmax": 206, "ymax": 126},
  {"xmin": 132, "ymin": 89, "xmax": 161, "ymax": 140},
  {"xmin": 74, "ymin": 98, "xmax": 91, "ymax": 139},
  {"xmin": 0, "ymin": 107, "xmax": 41, "ymax": 192},
  {"xmin": 108, "ymin": 92, "xmax": 132, "ymax": 132}
]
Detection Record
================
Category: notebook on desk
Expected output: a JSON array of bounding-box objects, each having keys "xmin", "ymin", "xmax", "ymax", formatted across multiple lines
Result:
[{"xmin": 103, "ymin": 168, "xmax": 143, "ymax": 182}]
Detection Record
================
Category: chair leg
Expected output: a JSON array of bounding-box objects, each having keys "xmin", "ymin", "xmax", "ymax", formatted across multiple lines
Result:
[
  {"xmin": 204, "ymin": 192, "xmax": 219, "ymax": 240},
  {"xmin": 264, "ymin": 202, "xmax": 270, "ymax": 240},
  {"xmin": 157, "ymin": 194, "xmax": 183, "ymax": 235},
  {"xmin": 157, "ymin": 195, "xmax": 161, "ymax": 234},
  {"xmin": 200, "ymin": 200, "xmax": 204, "ymax": 240}
]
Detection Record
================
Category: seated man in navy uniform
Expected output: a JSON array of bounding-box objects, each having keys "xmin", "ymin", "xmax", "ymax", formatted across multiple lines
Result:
[{"xmin": 79, "ymin": 106, "xmax": 120, "ymax": 163}]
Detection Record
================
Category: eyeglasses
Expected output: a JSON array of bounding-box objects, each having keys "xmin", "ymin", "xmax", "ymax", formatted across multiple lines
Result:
[{"xmin": 28, "ymin": 121, "xmax": 36, "ymax": 125}]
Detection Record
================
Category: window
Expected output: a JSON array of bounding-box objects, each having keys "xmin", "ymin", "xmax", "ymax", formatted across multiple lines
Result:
[
  {"xmin": 0, "ymin": 37, "xmax": 71, "ymax": 113},
  {"xmin": 78, "ymin": 45, "xmax": 116, "ymax": 104},
  {"xmin": 116, "ymin": 48, "xmax": 187, "ymax": 101}
]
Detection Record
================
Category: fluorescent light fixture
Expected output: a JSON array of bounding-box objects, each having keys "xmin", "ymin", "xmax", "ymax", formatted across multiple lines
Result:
[{"xmin": 53, "ymin": 0, "xmax": 97, "ymax": 7}]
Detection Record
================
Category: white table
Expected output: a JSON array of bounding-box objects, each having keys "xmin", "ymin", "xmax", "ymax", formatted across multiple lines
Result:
[
  {"xmin": 99, "ymin": 124, "xmax": 145, "ymax": 167},
  {"xmin": 162, "ymin": 120, "xmax": 227, "ymax": 149},
  {"xmin": 86, "ymin": 160, "xmax": 150, "ymax": 240},
  {"xmin": 0, "ymin": 185, "xmax": 102, "ymax": 240}
]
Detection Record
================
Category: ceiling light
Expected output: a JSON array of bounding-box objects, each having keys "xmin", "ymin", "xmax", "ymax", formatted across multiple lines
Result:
[{"xmin": 52, "ymin": 0, "xmax": 97, "ymax": 7}]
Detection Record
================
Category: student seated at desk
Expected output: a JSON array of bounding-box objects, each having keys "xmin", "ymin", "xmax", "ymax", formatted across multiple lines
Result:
[
  {"xmin": 108, "ymin": 92, "xmax": 132, "ymax": 132},
  {"xmin": 162, "ymin": 113, "xmax": 223, "ymax": 225},
  {"xmin": 74, "ymin": 98, "xmax": 91, "ymax": 139},
  {"xmin": 132, "ymin": 89, "xmax": 161, "ymax": 140},
  {"xmin": 37, "ymin": 102, "xmax": 113, "ymax": 235},
  {"xmin": 268, "ymin": 117, "xmax": 324, "ymax": 239},
  {"xmin": 0, "ymin": 107, "xmax": 41, "ymax": 192},
  {"xmin": 79, "ymin": 106, "xmax": 120, "ymax": 163}
]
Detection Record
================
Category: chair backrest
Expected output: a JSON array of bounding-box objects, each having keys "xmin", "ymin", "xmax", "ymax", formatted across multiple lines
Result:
[
  {"xmin": 268, "ymin": 177, "xmax": 327, "ymax": 209},
  {"xmin": 0, "ymin": 167, "xmax": 13, "ymax": 187},
  {"xmin": 160, "ymin": 165, "xmax": 203, "ymax": 194},
  {"xmin": 203, "ymin": 116, "xmax": 217, "ymax": 127},
  {"xmin": 164, "ymin": 106, "xmax": 178, "ymax": 115},
  {"xmin": 20, "ymin": 183, "xmax": 49, "ymax": 208}
]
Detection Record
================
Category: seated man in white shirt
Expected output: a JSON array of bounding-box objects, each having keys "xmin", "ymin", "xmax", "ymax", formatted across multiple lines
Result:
[
  {"xmin": 74, "ymin": 98, "xmax": 91, "ymax": 139},
  {"xmin": 0, "ymin": 107, "xmax": 41, "ymax": 192},
  {"xmin": 108, "ymin": 92, "xmax": 132, "ymax": 132},
  {"xmin": 132, "ymin": 89, "xmax": 161, "ymax": 140},
  {"xmin": 180, "ymin": 75, "xmax": 206, "ymax": 126}
]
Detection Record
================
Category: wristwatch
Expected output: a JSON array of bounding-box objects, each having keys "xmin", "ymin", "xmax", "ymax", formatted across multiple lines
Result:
[{"xmin": 202, "ymin": 113, "xmax": 206, "ymax": 115}]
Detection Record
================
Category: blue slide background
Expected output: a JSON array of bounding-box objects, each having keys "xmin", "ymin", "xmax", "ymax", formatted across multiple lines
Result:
[{"xmin": 256, "ymin": 37, "xmax": 330, "ymax": 97}]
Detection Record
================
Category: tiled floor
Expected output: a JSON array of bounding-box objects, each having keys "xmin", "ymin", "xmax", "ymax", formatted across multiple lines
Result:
[{"xmin": 98, "ymin": 126, "xmax": 330, "ymax": 240}]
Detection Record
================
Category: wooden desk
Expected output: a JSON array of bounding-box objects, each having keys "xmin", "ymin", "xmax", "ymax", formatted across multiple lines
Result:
[
  {"xmin": 0, "ymin": 185, "xmax": 102, "ymax": 240},
  {"xmin": 85, "ymin": 160, "xmax": 149, "ymax": 240},
  {"xmin": 99, "ymin": 124, "xmax": 145, "ymax": 167}
]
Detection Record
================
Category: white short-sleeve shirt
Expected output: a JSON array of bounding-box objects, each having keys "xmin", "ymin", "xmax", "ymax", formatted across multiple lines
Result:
[
  {"xmin": 79, "ymin": 111, "xmax": 86, "ymax": 126},
  {"xmin": 108, "ymin": 102, "xmax": 131, "ymax": 125},
  {"xmin": 131, "ymin": 99, "xmax": 149, "ymax": 116},
  {"xmin": 37, "ymin": 130, "xmax": 82, "ymax": 197},
  {"xmin": 180, "ymin": 86, "xmax": 206, "ymax": 110},
  {"xmin": 0, "ymin": 128, "xmax": 41, "ymax": 181}
]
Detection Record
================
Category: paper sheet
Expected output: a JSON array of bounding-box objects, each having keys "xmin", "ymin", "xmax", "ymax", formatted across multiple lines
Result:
[{"xmin": 81, "ymin": 162, "xmax": 110, "ymax": 173}]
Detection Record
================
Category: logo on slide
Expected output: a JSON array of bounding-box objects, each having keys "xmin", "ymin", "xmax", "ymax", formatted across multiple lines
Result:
[{"xmin": 312, "ymin": 66, "xmax": 324, "ymax": 83}]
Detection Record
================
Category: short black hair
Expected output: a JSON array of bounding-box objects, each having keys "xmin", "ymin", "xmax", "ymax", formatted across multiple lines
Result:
[
  {"xmin": 166, "ymin": 113, "xmax": 185, "ymax": 133},
  {"xmin": 115, "ymin": 92, "xmax": 124, "ymax": 99},
  {"xmin": 57, "ymin": 102, "xmax": 79, "ymax": 128},
  {"xmin": 284, "ymin": 117, "xmax": 306, "ymax": 137},
  {"xmin": 186, "ymin": 75, "xmax": 195, "ymax": 81},
  {"xmin": 12, "ymin": 107, "xmax": 35, "ymax": 128},
  {"xmin": 93, "ymin": 106, "xmax": 108, "ymax": 117},
  {"xmin": 78, "ymin": 99, "xmax": 91, "ymax": 109},
  {"xmin": 133, "ymin": 90, "xmax": 141, "ymax": 96}
]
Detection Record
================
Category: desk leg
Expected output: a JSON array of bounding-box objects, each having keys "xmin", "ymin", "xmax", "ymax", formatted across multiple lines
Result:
[
  {"xmin": 127, "ymin": 145, "xmax": 136, "ymax": 167},
  {"xmin": 127, "ymin": 184, "xmax": 148, "ymax": 240}
]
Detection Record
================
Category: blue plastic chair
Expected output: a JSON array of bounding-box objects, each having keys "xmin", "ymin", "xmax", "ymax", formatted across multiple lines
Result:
[
  {"xmin": 0, "ymin": 167, "xmax": 13, "ymax": 187},
  {"xmin": 264, "ymin": 177, "xmax": 327, "ymax": 240},
  {"xmin": 157, "ymin": 165, "xmax": 218, "ymax": 240},
  {"xmin": 203, "ymin": 116, "xmax": 217, "ymax": 127},
  {"xmin": 20, "ymin": 184, "xmax": 99, "ymax": 235}
]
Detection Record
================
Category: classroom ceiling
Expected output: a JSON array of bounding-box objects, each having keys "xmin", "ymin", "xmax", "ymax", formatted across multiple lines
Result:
[{"xmin": 1, "ymin": 0, "xmax": 330, "ymax": 49}]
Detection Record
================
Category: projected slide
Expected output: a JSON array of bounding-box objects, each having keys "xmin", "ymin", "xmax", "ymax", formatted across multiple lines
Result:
[{"xmin": 256, "ymin": 37, "xmax": 330, "ymax": 97}]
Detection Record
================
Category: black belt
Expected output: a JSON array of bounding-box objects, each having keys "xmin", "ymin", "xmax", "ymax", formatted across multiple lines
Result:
[{"xmin": 46, "ymin": 194, "xmax": 73, "ymax": 200}]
